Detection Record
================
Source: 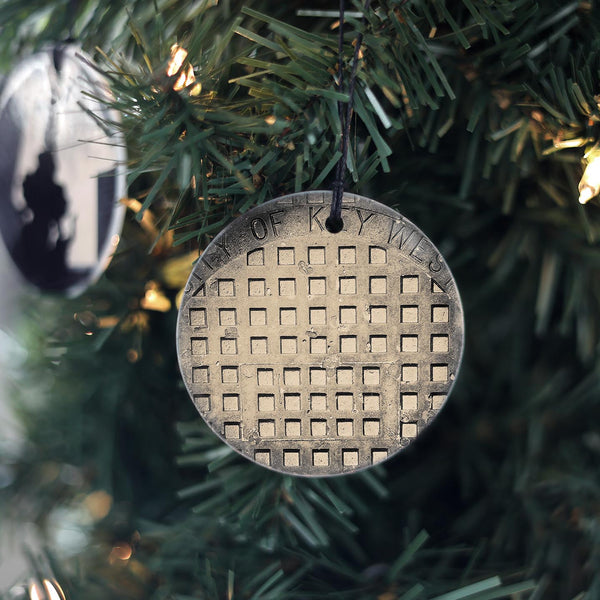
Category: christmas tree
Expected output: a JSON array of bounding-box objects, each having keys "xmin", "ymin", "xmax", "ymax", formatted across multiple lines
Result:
[{"xmin": 1, "ymin": 1, "xmax": 600, "ymax": 598}]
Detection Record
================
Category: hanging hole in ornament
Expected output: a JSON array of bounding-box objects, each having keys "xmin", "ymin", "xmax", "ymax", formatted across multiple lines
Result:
[{"xmin": 325, "ymin": 215, "xmax": 344, "ymax": 233}]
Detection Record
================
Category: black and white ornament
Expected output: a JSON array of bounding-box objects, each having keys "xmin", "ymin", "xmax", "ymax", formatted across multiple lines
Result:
[{"xmin": 0, "ymin": 44, "xmax": 126, "ymax": 296}]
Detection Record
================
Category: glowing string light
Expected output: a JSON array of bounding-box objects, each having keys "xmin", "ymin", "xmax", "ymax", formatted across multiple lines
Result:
[
  {"xmin": 167, "ymin": 44, "xmax": 202, "ymax": 96},
  {"xmin": 43, "ymin": 579, "xmax": 66, "ymax": 600},
  {"xmin": 109, "ymin": 542, "xmax": 133, "ymax": 564},
  {"xmin": 29, "ymin": 579, "xmax": 66, "ymax": 600},
  {"xmin": 28, "ymin": 582, "xmax": 42, "ymax": 600},
  {"xmin": 579, "ymin": 153, "xmax": 600, "ymax": 204},
  {"xmin": 140, "ymin": 282, "xmax": 171, "ymax": 312}
]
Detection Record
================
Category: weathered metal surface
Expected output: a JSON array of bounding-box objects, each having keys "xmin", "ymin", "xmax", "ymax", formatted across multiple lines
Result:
[{"xmin": 177, "ymin": 191, "xmax": 464, "ymax": 476}]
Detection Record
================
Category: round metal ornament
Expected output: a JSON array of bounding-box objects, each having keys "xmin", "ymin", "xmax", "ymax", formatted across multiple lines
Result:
[
  {"xmin": 177, "ymin": 191, "xmax": 464, "ymax": 476},
  {"xmin": 0, "ymin": 44, "xmax": 126, "ymax": 296}
]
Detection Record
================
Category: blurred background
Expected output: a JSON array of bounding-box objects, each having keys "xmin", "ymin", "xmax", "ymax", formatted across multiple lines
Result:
[{"xmin": 1, "ymin": 1, "xmax": 600, "ymax": 599}]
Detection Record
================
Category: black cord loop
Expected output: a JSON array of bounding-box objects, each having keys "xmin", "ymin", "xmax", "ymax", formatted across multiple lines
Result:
[{"xmin": 326, "ymin": 0, "xmax": 371, "ymax": 233}]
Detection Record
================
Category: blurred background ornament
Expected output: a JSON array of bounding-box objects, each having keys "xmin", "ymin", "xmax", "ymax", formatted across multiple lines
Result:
[{"xmin": 0, "ymin": 44, "xmax": 126, "ymax": 296}]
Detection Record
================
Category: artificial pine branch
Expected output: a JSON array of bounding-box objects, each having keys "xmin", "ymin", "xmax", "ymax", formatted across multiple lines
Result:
[{"xmin": 2, "ymin": 1, "xmax": 600, "ymax": 599}]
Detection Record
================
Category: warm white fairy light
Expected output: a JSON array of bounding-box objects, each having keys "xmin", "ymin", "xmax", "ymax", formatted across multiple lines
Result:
[
  {"xmin": 167, "ymin": 44, "xmax": 201, "ymax": 96},
  {"xmin": 28, "ymin": 578, "xmax": 66, "ymax": 600},
  {"xmin": 43, "ymin": 579, "xmax": 66, "ymax": 600},
  {"xmin": 578, "ymin": 153, "xmax": 600, "ymax": 204},
  {"xmin": 28, "ymin": 582, "xmax": 43, "ymax": 600}
]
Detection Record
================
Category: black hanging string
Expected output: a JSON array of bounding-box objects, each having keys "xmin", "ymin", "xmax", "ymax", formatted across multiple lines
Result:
[{"xmin": 326, "ymin": 0, "xmax": 371, "ymax": 233}]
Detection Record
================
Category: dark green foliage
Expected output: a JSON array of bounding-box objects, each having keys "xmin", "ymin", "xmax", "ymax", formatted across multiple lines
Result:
[{"xmin": 2, "ymin": 1, "xmax": 600, "ymax": 599}]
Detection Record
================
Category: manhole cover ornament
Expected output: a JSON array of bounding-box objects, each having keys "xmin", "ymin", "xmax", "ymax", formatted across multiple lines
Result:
[{"xmin": 177, "ymin": 191, "xmax": 464, "ymax": 476}]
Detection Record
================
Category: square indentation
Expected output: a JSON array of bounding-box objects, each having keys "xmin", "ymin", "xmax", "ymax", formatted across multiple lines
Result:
[
  {"xmin": 258, "ymin": 394, "xmax": 275, "ymax": 411},
  {"xmin": 218, "ymin": 279, "xmax": 235, "ymax": 296},
  {"xmin": 219, "ymin": 308, "xmax": 236, "ymax": 326},
  {"xmin": 280, "ymin": 307, "xmax": 297, "ymax": 325},
  {"xmin": 247, "ymin": 248, "xmax": 264, "ymax": 265},
  {"xmin": 369, "ymin": 246, "xmax": 387, "ymax": 264},
  {"xmin": 248, "ymin": 278, "xmax": 266, "ymax": 296},
  {"xmin": 336, "ymin": 393, "xmax": 353, "ymax": 411},
  {"xmin": 310, "ymin": 368, "xmax": 327, "ymax": 385},
  {"xmin": 336, "ymin": 367, "xmax": 353, "ymax": 385},
  {"xmin": 279, "ymin": 278, "xmax": 296, "ymax": 296},
  {"xmin": 283, "ymin": 368, "xmax": 301, "ymax": 386},
  {"xmin": 363, "ymin": 367, "xmax": 380, "ymax": 385},
  {"xmin": 338, "ymin": 246, "xmax": 356, "ymax": 264},
  {"xmin": 193, "ymin": 394, "xmax": 210, "ymax": 411},
  {"xmin": 432, "ymin": 280, "xmax": 445, "ymax": 293},
  {"xmin": 339, "ymin": 306, "xmax": 357, "ymax": 324},
  {"xmin": 337, "ymin": 419, "xmax": 354, "ymax": 437},
  {"xmin": 310, "ymin": 336, "xmax": 327, "ymax": 354},
  {"xmin": 369, "ymin": 335, "xmax": 387, "ymax": 353},
  {"xmin": 190, "ymin": 308, "xmax": 207, "ymax": 327},
  {"xmin": 370, "ymin": 306, "xmax": 387, "ymax": 324},
  {"xmin": 254, "ymin": 450, "xmax": 271, "ymax": 466},
  {"xmin": 309, "ymin": 277, "xmax": 326, "ymax": 295},
  {"xmin": 284, "ymin": 393, "xmax": 301, "ymax": 411},
  {"xmin": 372, "ymin": 449, "xmax": 388, "ymax": 463},
  {"xmin": 370, "ymin": 276, "xmax": 387, "ymax": 294},
  {"xmin": 259, "ymin": 420, "xmax": 275, "ymax": 437},
  {"xmin": 309, "ymin": 307, "xmax": 326, "ymax": 325},
  {"xmin": 363, "ymin": 393, "xmax": 379, "ymax": 411},
  {"xmin": 278, "ymin": 247, "xmax": 295, "ymax": 265},
  {"xmin": 342, "ymin": 449, "xmax": 359, "ymax": 466},
  {"xmin": 431, "ymin": 364, "xmax": 448, "ymax": 381},
  {"xmin": 401, "ymin": 276, "xmax": 419, "ymax": 293},
  {"xmin": 431, "ymin": 334, "xmax": 449, "ymax": 352},
  {"xmin": 224, "ymin": 422, "xmax": 240, "ymax": 439},
  {"xmin": 340, "ymin": 336, "xmax": 357, "ymax": 353},
  {"xmin": 311, "ymin": 419, "xmax": 327, "ymax": 436},
  {"xmin": 257, "ymin": 368, "xmax": 274, "ymax": 386},
  {"xmin": 190, "ymin": 280, "xmax": 205, "ymax": 297},
  {"xmin": 431, "ymin": 393, "xmax": 446, "ymax": 409},
  {"xmin": 280, "ymin": 336, "xmax": 298, "ymax": 354},
  {"xmin": 249, "ymin": 308, "xmax": 267, "ymax": 326},
  {"xmin": 308, "ymin": 246, "xmax": 325, "ymax": 264},
  {"xmin": 191, "ymin": 337, "xmax": 208, "ymax": 355},
  {"xmin": 192, "ymin": 366, "xmax": 209, "ymax": 383},
  {"xmin": 250, "ymin": 337, "xmax": 268, "ymax": 354},
  {"xmin": 285, "ymin": 419, "xmax": 301, "ymax": 437},
  {"xmin": 363, "ymin": 419, "xmax": 380, "ymax": 436},
  {"xmin": 312, "ymin": 449, "xmax": 329, "ymax": 466},
  {"xmin": 221, "ymin": 366, "xmax": 238, "ymax": 383},
  {"xmin": 310, "ymin": 393, "xmax": 327, "ymax": 411},
  {"xmin": 401, "ymin": 335, "xmax": 418, "ymax": 352},
  {"xmin": 223, "ymin": 394, "xmax": 239, "ymax": 411},
  {"xmin": 432, "ymin": 305, "xmax": 449, "ymax": 322},
  {"xmin": 339, "ymin": 277, "xmax": 357, "ymax": 294},
  {"xmin": 401, "ymin": 306, "xmax": 419, "ymax": 323},
  {"xmin": 402, "ymin": 393, "xmax": 418, "ymax": 410},
  {"xmin": 402, "ymin": 364, "xmax": 418, "ymax": 382},
  {"xmin": 284, "ymin": 450, "xmax": 300, "ymax": 467},
  {"xmin": 220, "ymin": 338, "xmax": 238, "ymax": 355},
  {"xmin": 402, "ymin": 423, "xmax": 418, "ymax": 438}
]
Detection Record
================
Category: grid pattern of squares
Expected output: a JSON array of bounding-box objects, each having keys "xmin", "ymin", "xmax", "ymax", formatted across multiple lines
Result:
[{"xmin": 186, "ymin": 241, "xmax": 456, "ymax": 473}]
